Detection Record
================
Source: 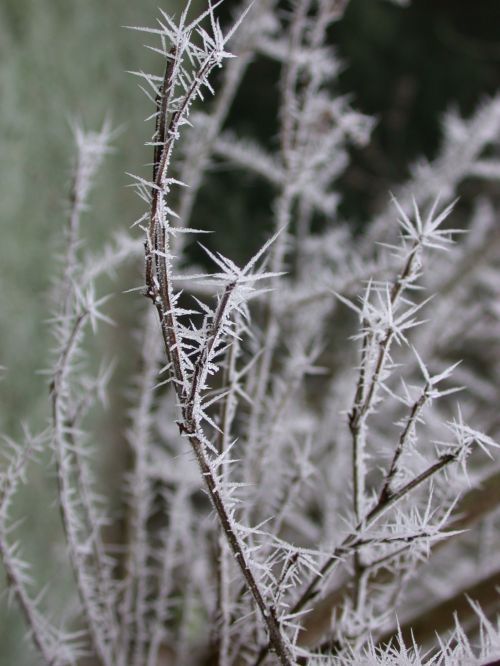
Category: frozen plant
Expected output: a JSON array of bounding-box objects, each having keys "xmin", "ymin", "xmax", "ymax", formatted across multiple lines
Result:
[{"xmin": 1, "ymin": 1, "xmax": 500, "ymax": 665}]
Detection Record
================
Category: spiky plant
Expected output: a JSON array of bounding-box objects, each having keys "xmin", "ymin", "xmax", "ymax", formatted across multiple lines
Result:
[{"xmin": 1, "ymin": 2, "xmax": 500, "ymax": 665}]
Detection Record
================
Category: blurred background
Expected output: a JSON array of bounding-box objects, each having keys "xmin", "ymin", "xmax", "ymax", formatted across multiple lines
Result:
[{"xmin": 1, "ymin": 0, "xmax": 500, "ymax": 662}]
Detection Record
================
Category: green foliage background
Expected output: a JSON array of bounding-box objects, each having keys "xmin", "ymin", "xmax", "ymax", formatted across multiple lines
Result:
[
  {"xmin": 0, "ymin": 0, "xmax": 499, "ymax": 662},
  {"xmin": 0, "ymin": 1, "xmax": 186, "ymax": 661}
]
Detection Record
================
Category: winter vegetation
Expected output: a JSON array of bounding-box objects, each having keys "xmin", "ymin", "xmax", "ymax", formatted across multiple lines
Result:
[{"xmin": 2, "ymin": 1, "xmax": 500, "ymax": 665}]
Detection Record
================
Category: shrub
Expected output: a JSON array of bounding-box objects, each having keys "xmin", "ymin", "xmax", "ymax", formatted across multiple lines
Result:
[{"xmin": 1, "ymin": 1, "xmax": 500, "ymax": 664}]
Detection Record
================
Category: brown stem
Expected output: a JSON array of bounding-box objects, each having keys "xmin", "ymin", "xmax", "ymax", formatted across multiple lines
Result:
[
  {"xmin": 145, "ymin": 50, "xmax": 292, "ymax": 666},
  {"xmin": 298, "ymin": 466, "xmax": 500, "ymax": 650}
]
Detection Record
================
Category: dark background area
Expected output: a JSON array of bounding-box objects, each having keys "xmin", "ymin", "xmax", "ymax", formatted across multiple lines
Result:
[
  {"xmin": 195, "ymin": 0, "xmax": 500, "ymax": 262},
  {"xmin": 336, "ymin": 0, "xmax": 500, "ymax": 219}
]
